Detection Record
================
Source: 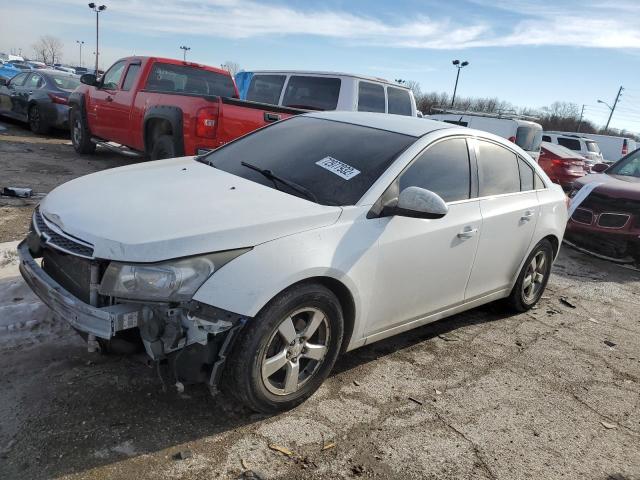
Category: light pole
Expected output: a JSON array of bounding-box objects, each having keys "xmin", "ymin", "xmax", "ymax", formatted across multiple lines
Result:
[
  {"xmin": 598, "ymin": 86, "xmax": 624, "ymax": 131},
  {"xmin": 450, "ymin": 60, "xmax": 469, "ymax": 107},
  {"xmin": 180, "ymin": 45, "xmax": 191, "ymax": 61},
  {"xmin": 76, "ymin": 40, "xmax": 85, "ymax": 67},
  {"xmin": 88, "ymin": 3, "xmax": 107, "ymax": 73}
]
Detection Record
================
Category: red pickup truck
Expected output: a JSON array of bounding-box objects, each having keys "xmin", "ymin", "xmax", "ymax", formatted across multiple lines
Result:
[{"xmin": 68, "ymin": 56, "xmax": 303, "ymax": 159}]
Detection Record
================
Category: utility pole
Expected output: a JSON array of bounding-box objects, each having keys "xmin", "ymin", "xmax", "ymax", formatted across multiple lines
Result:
[
  {"xmin": 576, "ymin": 104, "xmax": 585, "ymax": 133},
  {"xmin": 88, "ymin": 4, "xmax": 107, "ymax": 73},
  {"xmin": 605, "ymin": 86, "xmax": 623, "ymax": 131},
  {"xmin": 76, "ymin": 40, "xmax": 85, "ymax": 67},
  {"xmin": 450, "ymin": 60, "xmax": 469, "ymax": 107},
  {"xmin": 180, "ymin": 46, "xmax": 191, "ymax": 61}
]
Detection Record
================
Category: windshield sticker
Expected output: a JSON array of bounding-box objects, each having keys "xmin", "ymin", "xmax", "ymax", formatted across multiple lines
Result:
[{"xmin": 316, "ymin": 157, "xmax": 361, "ymax": 180}]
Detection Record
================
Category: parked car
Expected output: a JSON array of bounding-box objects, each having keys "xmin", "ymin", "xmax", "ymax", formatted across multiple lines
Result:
[
  {"xmin": 542, "ymin": 132, "xmax": 604, "ymax": 167},
  {"xmin": 0, "ymin": 70, "xmax": 80, "ymax": 133},
  {"xmin": 538, "ymin": 141, "xmax": 587, "ymax": 189},
  {"xmin": 26, "ymin": 61, "xmax": 47, "ymax": 69},
  {"xmin": 69, "ymin": 56, "xmax": 305, "ymax": 159},
  {"xmin": 566, "ymin": 151, "xmax": 640, "ymax": 262},
  {"xmin": 19, "ymin": 112, "xmax": 567, "ymax": 412},
  {"xmin": 52, "ymin": 63, "xmax": 76, "ymax": 74},
  {"xmin": 427, "ymin": 111, "xmax": 543, "ymax": 161},
  {"xmin": 235, "ymin": 70, "xmax": 418, "ymax": 116},
  {"xmin": 0, "ymin": 61, "xmax": 31, "ymax": 81},
  {"xmin": 563, "ymin": 132, "xmax": 637, "ymax": 163}
]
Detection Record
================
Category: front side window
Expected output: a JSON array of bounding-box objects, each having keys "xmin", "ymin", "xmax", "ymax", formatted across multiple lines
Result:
[
  {"xmin": 358, "ymin": 81, "xmax": 385, "ymax": 113},
  {"xmin": 516, "ymin": 125, "xmax": 542, "ymax": 152},
  {"xmin": 608, "ymin": 151, "xmax": 640, "ymax": 178},
  {"xmin": 246, "ymin": 75, "xmax": 286, "ymax": 105},
  {"xmin": 122, "ymin": 64, "xmax": 141, "ymax": 91},
  {"xmin": 145, "ymin": 63, "xmax": 236, "ymax": 97},
  {"xmin": 557, "ymin": 137, "xmax": 581, "ymax": 151},
  {"xmin": 202, "ymin": 117, "xmax": 416, "ymax": 206},
  {"xmin": 9, "ymin": 72, "xmax": 29, "ymax": 86},
  {"xmin": 399, "ymin": 138, "xmax": 471, "ymax": 202},
  {"xmin": 282, "ymin": 76, "xmax": 341, "ymax": 110},
  {"xmin": 101, "ymin": 61, "xmax": 126, "ymax": 90},
  {"xmin": 387, "ymin": 87, "xmax": 412, "ymax": 116},
  {"xmin": 477, "ymin": 140, "xmax": 520, "ymax": 196}
]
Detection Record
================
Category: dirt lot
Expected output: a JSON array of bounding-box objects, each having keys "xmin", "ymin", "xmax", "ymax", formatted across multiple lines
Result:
[{"xmin": 0, "ymin": 119, "xmax": 639, "ymax": 480}]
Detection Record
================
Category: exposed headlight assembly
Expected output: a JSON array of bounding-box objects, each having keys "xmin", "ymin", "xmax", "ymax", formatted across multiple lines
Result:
[{"xmin": 99, "ymin": 249, "xmax": 250, "ymax": 302}]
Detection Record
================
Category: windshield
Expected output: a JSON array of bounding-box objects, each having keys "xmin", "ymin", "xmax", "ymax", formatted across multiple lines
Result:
[
  {"xmin": 608, "ymin": 151, "xmax": 640, "ymax": 178},
  {"xmin": 201, "ymin": 116, "xmax": 416, "ymax": 205},
  {"xmin": 516, "ymin": 125, "xmax": 543, "ymax": 152},
  {"xmin": 586, "ymin": 141, "xmax": 600, "ymax": 153},
  {"xmin": 49, "ymin": 74, "xmax": 80, "ymax": 90}
]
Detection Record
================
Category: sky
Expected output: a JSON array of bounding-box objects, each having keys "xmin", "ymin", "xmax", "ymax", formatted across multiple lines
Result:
[{"xmin": 2, "ymin": 0, "xmax": 640, "ymax": 132}]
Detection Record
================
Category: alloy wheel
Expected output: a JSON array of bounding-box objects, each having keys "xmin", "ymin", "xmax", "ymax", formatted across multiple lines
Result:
[
  {"xmin": 30, "ymin": 106, "xmax": 40, "ymax": 131},
  {"xmin": 261, "ymin": 307, "xmax": 330, "ymax": 396},
  {"xmin": 522, "ymin": 251, "xmax": 548, "ymax": 302},
  {"xmin": 73, "ymin": 117, "xmax": 82, "ymax": 146}
]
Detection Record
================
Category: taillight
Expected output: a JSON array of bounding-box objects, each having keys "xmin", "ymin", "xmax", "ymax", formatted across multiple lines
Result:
[
  {"xmin": 48, "ymin": 93, "xmax": 67, "ymax": 105},
  {"xmin": 196, "ymin": 106, "xmax": 219, "ymax": 138},
  {"xmin": 622, "ymin": 139, "xmax": 628, "ymax": 155},
  {"xmin": 508, "ymin": 136, "xmax": 516, "ymax": 143}
]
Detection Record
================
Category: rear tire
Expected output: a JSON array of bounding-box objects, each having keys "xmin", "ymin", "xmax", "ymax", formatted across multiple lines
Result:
[
  {"xmin": 149, "ymin": 135, "xmax": 176, "ymax": 160},
  {"xmin": 224, "ymin": 283, "xmax": 344, "ymax": 413},
  {"xmin": 70, "ymin": 107, "xmax": 96, "ymax": 154},
  {"xmin": 506, "ymin": 239, "xmax": 553, "ymax": 312},
  {"xmin": 29, "ymin": 104, "xmax": 50, "ymax": 135}
]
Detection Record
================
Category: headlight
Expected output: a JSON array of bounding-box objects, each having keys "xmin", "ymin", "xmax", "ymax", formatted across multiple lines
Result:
[{"xmin": 99, "ymin": 249, "xmax": 250, "ymax": 301}]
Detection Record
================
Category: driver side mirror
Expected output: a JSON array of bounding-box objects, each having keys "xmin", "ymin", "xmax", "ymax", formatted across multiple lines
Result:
[
  {"xmin": 592, "ymin": 163, "xmax": 609, "ymax": 173},
  {"xmin": 80, "ymin": 73, "xmax": 98, "ymax": 87},
  {"xmin": 389, "ymin": 186, "xmax": 449, "ymax": 219}
]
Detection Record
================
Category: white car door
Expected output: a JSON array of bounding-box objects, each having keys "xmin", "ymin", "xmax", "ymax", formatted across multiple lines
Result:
[
  {"xmin": 464, "ymin": 139, "xmax": 539, "ymax": 300},
  {"xmin": 364, "ymin": 137, "xmax": 482, "ymax": 337}
]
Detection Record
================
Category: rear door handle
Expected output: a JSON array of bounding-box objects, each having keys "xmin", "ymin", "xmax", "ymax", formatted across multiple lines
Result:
[
  {"xmin": 457, "ymin": 226, "xmax": 478, "ymax": 239},
  {"xmin": 521, "ymin": 210, "xmax": 535, "ymax": 221}
]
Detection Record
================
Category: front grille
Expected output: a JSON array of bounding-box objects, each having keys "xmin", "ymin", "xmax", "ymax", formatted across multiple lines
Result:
[
  {"xmin": 33, "ymin": 208, "xmax": 94, "ymax": 259},
  {"xmin": 572, "ymin": 208, "xmax": 593, "ymax": 225},
  {"xmin": 597, "ymin": 213, "xmax": 630, "ymax": 229},
  {"xmin": 42, "ymin": 248, "xmax": 93, "ymax": 303}
]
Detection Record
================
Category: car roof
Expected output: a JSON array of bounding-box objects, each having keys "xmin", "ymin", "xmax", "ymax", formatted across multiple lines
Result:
[
  {"xmin": 545, "ymin": 132, "xmax": 596, "ymax": 141},
  {"xmin": 305, "ymin": 111, "xmax": 453, "ymax": 137}
]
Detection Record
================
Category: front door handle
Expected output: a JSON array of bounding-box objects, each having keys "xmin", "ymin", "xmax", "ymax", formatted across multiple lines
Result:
[
  {"xmin": 521, "ymin": 210, "xmax": 535, "ymax": 221},
  {"xmin": 106, "ymin": 96, "xmax": 113, "ymax": 102},
  {"xmin": 457, "ymin": 226, "xmax": 478, "ymax": 239}
]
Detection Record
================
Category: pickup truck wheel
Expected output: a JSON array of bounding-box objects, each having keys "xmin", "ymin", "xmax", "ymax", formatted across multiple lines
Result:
[
  {"xmin": 29, "ymin": 104, "xmax": 50, "ymax": 135},
  {"xmin": 505, "ymin": 239, "xmax": 553, "ymax": 312},
  {"xmin": 224, "ymin": 283, "xmax": 344, "ymax": 413},
  {"xmin": 149, "ymin": 135, "xmax": 176, "ymax": 160},
  {"xmin": 70, "ymin": 107, "xmax": 96, "ymax": 154}
]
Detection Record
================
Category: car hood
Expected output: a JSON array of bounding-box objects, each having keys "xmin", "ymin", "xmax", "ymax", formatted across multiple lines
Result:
[
  {"xmin": 39, "ymin": 157, "xmax": 342, "ymax": 262},
  {"xmin": 574, "ymin": 173, "xmax": 640, "ymax": 201}
]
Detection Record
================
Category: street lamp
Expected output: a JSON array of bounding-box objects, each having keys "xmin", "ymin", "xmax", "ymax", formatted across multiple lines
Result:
[
  {"xmin": 76, "ymin": 40, "xmax": 85, "ymax": 67},
  {"xmin": 180, "ymin": 45, "xmax": 191, "ymax": 61},
  {"xmin": 450, "ymin": 60, "xmax": 469, "ymax": 107},
  {"xmin": 88, "ymin": 3, "xmax": 107, "ymax": 74}
]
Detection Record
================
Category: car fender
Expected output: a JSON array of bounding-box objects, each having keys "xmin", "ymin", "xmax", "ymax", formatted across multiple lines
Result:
[
  {"xmin": 192, "ymin": 209, "xmax": 380, "ymax": 350},
  {"xmin": 143, "ymin": 105, "xmax": 184, "ymax": 156}
]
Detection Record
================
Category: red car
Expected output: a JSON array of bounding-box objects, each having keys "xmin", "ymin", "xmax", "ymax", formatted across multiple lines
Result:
[
  {"xmin": 538, "ymin": 141, "xmax": 587, "ymax": 190},
  {"xmin": 566, "ymin": 151, "xmax": 640, "ymax": 262},
  {"xmin": 68, "ymin": 56, "xmax": 303, "ymax": 159}
]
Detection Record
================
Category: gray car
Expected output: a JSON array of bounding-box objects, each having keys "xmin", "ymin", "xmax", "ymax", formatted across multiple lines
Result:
[{"xmin": 0, "ymin": 69, "xmax": 80, "ymax": 134}]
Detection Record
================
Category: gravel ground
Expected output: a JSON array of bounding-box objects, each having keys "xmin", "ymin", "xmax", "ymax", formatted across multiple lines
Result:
[{"xmin": 0, "ymin": 118, "xmax": 639, "ymax": 480}]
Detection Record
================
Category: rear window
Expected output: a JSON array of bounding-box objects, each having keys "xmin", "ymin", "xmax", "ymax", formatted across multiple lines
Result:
[
  {"xmin": 145, "ymin": 63, "xmax": 236, "ymax": 98},
  {"xmin": 282, "ymin": 76, "xmax": 341, "ymax": 110},
  {"xmin": 387, "ymin": 87, "xmax": 412, "ymax": 116},
  {"xmin": 443, "ymin": 119, "xmax": 469, "ymax": 127},
  {"xmin": 48, "ymin": 74, "xmax": 80, "ymax": 90},
  {"xmin": 357, "ymin": 81, "xmax": 385, "ymax": 113},
  {"xmin": 542, "ymin": 135, "xmax": 551, "ymax": 142},
  {"xmin": 557, "ymin": 137, "xmax": 581, "ymax": 151},
  {"xmin": 515, "ymin": 125, "xmax": 543, "ymax": 152},
  {"xmin": 246, "ymin": 75, "xmax": 286, "ymax": 105},
  {"xmin": 585, "ymin": 141, "xmax": 600, "ymax": 153}
]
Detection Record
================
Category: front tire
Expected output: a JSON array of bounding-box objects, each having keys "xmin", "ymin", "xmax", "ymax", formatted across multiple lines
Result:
[
  {"xmin": 225, "ymin": 283, "xmax": 344, "ymax": 413},
  {"xmin": 29, "ymin": 104, "xmax": 50, "ymax": 134},
  {"xmin": 70, "ymin": 107, "xmax": 96, "ymax": 154},
  {"xmin": 506, "ymin": 239, "xmax": 553, "ymax": 312}
]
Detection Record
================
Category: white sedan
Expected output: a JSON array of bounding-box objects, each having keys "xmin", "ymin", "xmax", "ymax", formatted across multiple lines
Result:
[{"xmin": 19, "ymin": 112, "xmax": 567, "ymax": 412}]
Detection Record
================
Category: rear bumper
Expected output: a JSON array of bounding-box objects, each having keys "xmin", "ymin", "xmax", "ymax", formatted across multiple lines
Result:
[
  {"xmin": 17, "ymin": 241, "xmax": 142, "ymax": 339},
  {"xmin": 39, "ymin": 102, "xmax": 70, "ymax": 129}
]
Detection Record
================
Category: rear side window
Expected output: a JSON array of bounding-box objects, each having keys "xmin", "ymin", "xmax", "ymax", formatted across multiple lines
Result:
[
  {"xmin": 516, "ymin": 125, "xmax": 543, "ymax": 151},
  {"xmin": 101, "ymin": 60, "xmax": 127, "ymax": 90},
  {"xmin": 585, "ymin": 141, "xmax": 600, "ymax": 153},
  {"xmin": 358, "ymin": 81, "xmax": 385, "ymax": 113},
  {"xmin": 27, "ymin": 74, "xmax": 43, "ymax": 88},
  {"xmin": 542, "ymin": 135, "xmax": 551, "ymax": 142},
  {"xmin": 557, "ymin": 137, "xmax": 581, "ymax": 151},
  {"xmin": 518, "ymin": 157, "xmax": 534, "ymax": 191},
  {"xmin": 387, "ymin": 87, "xmax": 412, "ymax": 116},
  {"xmin": 477, "ymin": 141, "xmax": 520, "ymax": 196},
  {"xmin": 282, "ymin": 76, "xmax": 341, "ymax": 110},
  {"xmin": 399, "ymin": 138, "xmax": 471, "ymax": 202},
  {"xmin": 145, "ymin": 63, "xmax": 236, "ymax": 97},
  {"xmin": 535, "ymin": 173, "xmax": 546, "ymax": 189},
  {"xmin": 122, "ymin": 64, "xmax": 140, "ymax": 91},
  {"xmin": 246, "ymin": 75, "xmax": 286, "ymax": 105}
]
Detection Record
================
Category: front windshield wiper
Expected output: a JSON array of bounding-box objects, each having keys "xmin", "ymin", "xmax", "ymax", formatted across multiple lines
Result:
[{"xmin": 240, "ymin": 161, "xmax": 318, "ymax": 203}]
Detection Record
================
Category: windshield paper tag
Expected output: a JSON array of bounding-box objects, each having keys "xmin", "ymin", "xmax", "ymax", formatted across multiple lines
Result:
[{"xmin": 316, "ymin": 157, "xmax": 360, "ymax": 180}]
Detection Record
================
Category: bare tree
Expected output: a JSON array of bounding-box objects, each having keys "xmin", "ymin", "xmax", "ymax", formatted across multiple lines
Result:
[
  {"xmin": 222, "ymin": 61, "xmax": 241, "ymax": 76},
  {"xmin": 31, "ymin": 36, "xmax": 64, "ymax": 65}
]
